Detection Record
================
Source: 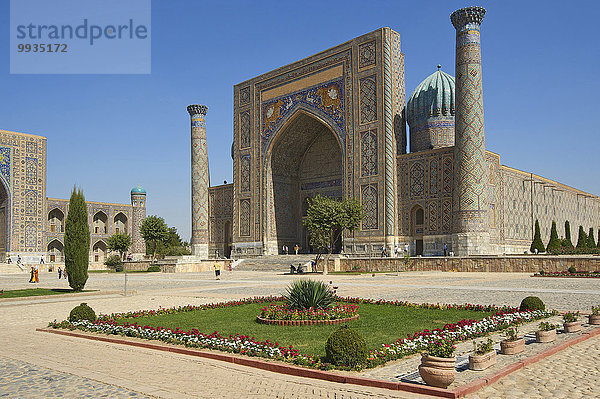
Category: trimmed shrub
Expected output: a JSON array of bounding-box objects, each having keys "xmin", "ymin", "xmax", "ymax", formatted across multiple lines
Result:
[
  {"xmin": 69, "ymin": 303, "xmax": 96, "ymax": 322},
  {"xmin": 568, "ymin": 266, "xmax": 577, "ymax": 274},
  {"xmin": 285, "ymin": 279, "xmax": 334, "ymax": 310},
  {"xmin": 147, "ymin": 265, "xmax": 161, "ymax": 272},
  {"xmin": 519, "ymin": 296, "xmax": 545, "ymax": 312},
  {"xmin": 104, "ymin": 254, "xmax": 123, "ymax": 272},
  {"xmin": 588, "ymin": 228, "xmax": 596, "ymax": 248},
  {"xmin": 576, "ymin": 226, "xmax": 587, "ymax": 249},
  {"xmin": 546, "ymin": 221, "xmax": 561, "ymax": 253},
  {"xmin": 530, "ymin": 220, "xmax": 545, "ymax": 253},
  {"xmin": 325, "ymin": 325, "xmax": 367, "ymax": 368},
  {"xmin": 563, "ymin": 221, "xmax": 573, "ymax": 249}
]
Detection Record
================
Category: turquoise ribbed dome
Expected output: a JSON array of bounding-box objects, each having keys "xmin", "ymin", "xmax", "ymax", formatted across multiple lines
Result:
[
  {"xmin": 131, "ymin": 186, "xmax": 146, "ymax": 194},
  {"xmin": 406, "ymin": 67, "xmax": 455, "ymax": 126}
]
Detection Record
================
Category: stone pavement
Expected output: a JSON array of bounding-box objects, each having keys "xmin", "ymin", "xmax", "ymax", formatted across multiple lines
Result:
[{"xmin": 1, "ymin": 270, "xmax": 599, "ymax": 398}]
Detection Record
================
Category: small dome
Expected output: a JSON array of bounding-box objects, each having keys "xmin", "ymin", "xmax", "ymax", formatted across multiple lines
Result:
[
  {"xmin": 406, "ymin": 67, "xmax": 455, "ymax": 126},
  {"xmin": 131, "ymin": 186, "xmax": 146, "ymax": 194}
]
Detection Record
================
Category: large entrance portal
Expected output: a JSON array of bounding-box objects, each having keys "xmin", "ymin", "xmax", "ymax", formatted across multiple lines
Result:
[{"xmin": 267, "ymin": 111, "xmax": 343, "ymax": 254}]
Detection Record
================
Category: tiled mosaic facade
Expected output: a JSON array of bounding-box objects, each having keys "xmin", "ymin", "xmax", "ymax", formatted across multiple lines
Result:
[
  {"xmin": 208, "ymin": 183, "xmax": 233, "ymax": 258},
  {"xmin": 188, "ymin": 105, "xmax": 210, "ymax": 258},
  {"xmin": 0, "ymin": 129, "xmax": 145, "ymax": 263},
  {"xmin": 204, "ymin": 8, "xmax": 599, "ymax": 257}
]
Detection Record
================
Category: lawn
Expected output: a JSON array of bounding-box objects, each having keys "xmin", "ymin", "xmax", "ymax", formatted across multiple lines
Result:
[
  {"xmin": 119, "ymin": 301, "xmax": 496, "ymax": 357},
  {"xmin": 0, "ymin": 288, "xmax": 96, "ymax": 299}
]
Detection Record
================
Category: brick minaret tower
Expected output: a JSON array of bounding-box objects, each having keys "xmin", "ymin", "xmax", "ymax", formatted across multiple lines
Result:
[
  {"xmin": 187, "ymin": 104, "xmax": 209, "ymax": 258},
  {"xmin": 130, "ymin": 186, "xmax": 146, "ymax": 258},
  {"xmin": 450, "ymin": 6, "xmax": 490, "ymax": 255}
]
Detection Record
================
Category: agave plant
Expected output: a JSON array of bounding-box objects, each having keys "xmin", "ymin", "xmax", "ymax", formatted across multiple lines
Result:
[{"xmin": 284, "ymin": 279, "xmax": 334, "ymax": 310}]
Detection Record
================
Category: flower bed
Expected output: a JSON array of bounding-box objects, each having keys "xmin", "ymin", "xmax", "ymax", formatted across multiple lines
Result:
[
  {"xmin": 258, "ymin": 303, "xmax": 358, "ymax": 323},
  {"xmin": 533, "ymin": 271, "xmax": 600, "ymax": 278},
  {"xmin": 48, "ymin": 296, "xmax": 552, "ymax": 371}
]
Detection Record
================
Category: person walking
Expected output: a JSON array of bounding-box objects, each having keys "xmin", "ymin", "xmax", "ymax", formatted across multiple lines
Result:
[
  {"xmin": 58, "ymin": 267, "xmax": 62, "ymax": 279},
  {"xmin": 40, "ymin": 257, "xmax": 44, "ymax": 264},
  {"xmin": 29, "ymin": 267, "xmax": 34, "ymax": 283},
  {"xmin": 294, "ymin": 244, "xmax": 299, "ymax": 255},
  {"xmin": 33, "ymin": 267, "xmax": 39, "ymax": 283},
  {"xmin": 443, "ymin": 243, "xmax": 447, "ymax": 257},
  {"xmin": 213, "ymin": 261, "xmax": 221, "ymax": 280}
]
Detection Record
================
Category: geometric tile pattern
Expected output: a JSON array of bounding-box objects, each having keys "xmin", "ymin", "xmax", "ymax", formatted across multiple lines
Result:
[
  {"xmin": 188, "ymin": 105, "xmax": 210, "ymax": 247},
  {"xmin": 25, "ymin": 157, "xmax": 37, "ymax": 185},
  {"xmin": 239, "ymin": 198, "xmax": 250, "ymax": 237},
  {"xmin": 359, "ymin": 76, "xmax": 377, "ymax": 124},
  {"xmin": 361, "ymin": 184, "xmax": 378, "ymax": 230},
  {"xmin": 360, "ymin": 129, "xmax": 377, "ymax": 177},
  {"xmin": 451, "ymin": 7, "xmax": 488, "ymax": 233},
  {"xmin": 240, "ymin": 155, "xmax": 250, "ymax": 192},
  {"xmin": 359, "ymin": 40, "xmax": 376, "ymax": 68},
  {"xmin": 239, "ymin": 87, "xmax": 250, "ymax": 106},
  {"xmin": 240, "ymin": 111, "xmax": 251, "ymax": 149},
  {"xmin": 409, "ymin": 162, "xmax": 425, "ymax": 198}
]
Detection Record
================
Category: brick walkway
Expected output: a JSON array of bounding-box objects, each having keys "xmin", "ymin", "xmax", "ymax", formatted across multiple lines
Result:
[{"xmin": 0, "ymin": 270, "xmax": 598, "ymax": 398}]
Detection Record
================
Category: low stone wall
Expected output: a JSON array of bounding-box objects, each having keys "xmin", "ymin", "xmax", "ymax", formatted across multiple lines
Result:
[
  {"xmin": 160, "ymin": 259, "xmax": 233, "ymax": 273},
  {"xmin": 123, "ymin": 261, "xmax": 153, "ymax": 272},
  {"xmin": 318, "ymin": 256, "xmax": 600, "ymax": 273}
]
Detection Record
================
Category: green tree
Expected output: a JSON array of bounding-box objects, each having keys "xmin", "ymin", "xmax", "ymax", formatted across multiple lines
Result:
[
  {"xmin": 107, "ymin": 232, "xmax": 132, "ymax": 260},
  {"xmin": 149, "ymin": 227, "xmax": 191, "ymax": 256},
  {"xmin": 576, "ymin": 225, "xmax": 587, "ymax": 249},
  {"xmin": 303, "ymin": 195, "xmax": 362, "ymax": 262},
  {"xmin": 546, "ymin": 220, "xmax": 561, "ymax": 253},
  {"xmin": 530, "ymin": 219, "xmax": 545, "ymax": 253},
  {"xmin": 140, "ymin": 215, "xmax": 169, "ymax": 259},
  {"xmin": 587, "ymin": 227, "xmax": 596, "ymax": 248},
  {"xmin": 562, "ymin": 220, "xmax": 574, "ymax": 249},
  {"xmin": 64, "ymin": 187, "xmax": 90, "ymax": 291}
]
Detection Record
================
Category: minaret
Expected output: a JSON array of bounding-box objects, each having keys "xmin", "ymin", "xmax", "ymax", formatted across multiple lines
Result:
[
  {"xmin": 130, "ymin": 186, "xmax": 146, "ymax": 258},
  {"xmin": 187, "ymin": 104, "xmax": 209, "ymax": 258},
  {"xmin": 450, "ymin": 6, "xmax": 490, "ymax": 255}
]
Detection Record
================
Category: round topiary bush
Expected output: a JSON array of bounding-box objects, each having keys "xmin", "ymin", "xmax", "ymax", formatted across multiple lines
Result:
[
  {"xmin": 325, "ymin": 325, "xmax": 367, "ymax": 369},
  {"xmin": 519, "ymin": 296, "xmax": 545, "ymax": 312},
  {"xmin": 147, "ymin": 265, "xmax": 161, "ymax": 272},
  {"xmin": 568, "ymin": 266, "xmax": 577, "ymax": 274},
  {"xmin": 69, "ymin": 303, "xmax": 96, "ymax": 322}
]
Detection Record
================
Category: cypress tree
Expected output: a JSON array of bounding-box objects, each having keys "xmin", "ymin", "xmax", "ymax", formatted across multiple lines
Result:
[
  {"xmin": 563, "ymin": 220, "xmax": 573, "ymax": 249},
  {"xmin": 64, "ymin": 187, "xmax": 90, "ymax": 291},
  {"xmin": 546, "ymin": 221, "xmax": 561, "ymax": 253},
  {"xmin": 587, "ymin": 227, "xmax": 596, "ymax": 248},
  {"xmin": 576, "ymin": 225, "xmax": 587, "ymax": 249},
  {"xmin": 530, "ymin": 219, "xmax": 545, "ymax": 253}
]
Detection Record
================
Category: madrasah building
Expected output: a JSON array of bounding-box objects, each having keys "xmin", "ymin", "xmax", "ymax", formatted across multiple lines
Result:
[
  {"xmin": 198, "ymin": 6, "xmax": 600, "ymax": 258},
  {"xmin": 0, "ymin": 129, "xmax": 146, "ymax": 264}
]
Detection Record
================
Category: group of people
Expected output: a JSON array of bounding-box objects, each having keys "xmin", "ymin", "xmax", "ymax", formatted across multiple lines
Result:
[
  {"xmin": 57, "ymin": 267, "xmax": 67, "ymax": 280},
  {"xmin": 28, "ymin": 266, "xmax": 39, "ymax": 283},
  {"xmin": 281, "ymin": 244, "xmax": 301, "ymax": 255}
]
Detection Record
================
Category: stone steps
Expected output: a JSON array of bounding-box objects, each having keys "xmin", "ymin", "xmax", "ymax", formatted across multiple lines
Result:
[
  {"xmin": 0, "ymin": 263, "xmax": 27, "ymax": 274},
  {"xmin": 233, "ymin": 255, "xmax": 316, "ymax": 271}
]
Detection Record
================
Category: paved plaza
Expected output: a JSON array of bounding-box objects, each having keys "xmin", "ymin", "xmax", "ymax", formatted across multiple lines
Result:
[{"xmin": 1, "ymin": 269, "xmax": 599, "ymax": 398}]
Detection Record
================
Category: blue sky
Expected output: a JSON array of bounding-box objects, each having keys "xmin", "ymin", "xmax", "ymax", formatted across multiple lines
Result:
[{"xmin": 1, "ymin": 0, "xmax": 598, "ymax": 240}]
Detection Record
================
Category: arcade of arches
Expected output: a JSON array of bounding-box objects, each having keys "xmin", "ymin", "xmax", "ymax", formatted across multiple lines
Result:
[{"xmin": 267, "ymin": 111, "xmax": 342, "ymax": 254}]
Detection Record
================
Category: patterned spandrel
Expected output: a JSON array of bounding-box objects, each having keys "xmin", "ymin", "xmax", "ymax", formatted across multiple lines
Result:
[
  {"xmin": 359, "ymin": 41, "xmax": 376, "ymax": 68},
  {"xmin": 361, "ymin": 184, "xmax": 378, "ymax": 230},
  {"xmin": 240, "ymin": 111, "xmax": 250, "ymax": 149},
  {"xmin": 240, "ymin": 155, "xmax": 250, "ymax": 192},
  {"xmin": 360, "ymin": 129, "xmax": 378, "ymax": 177},
  {"xmin": 359, "ymin": 77, "xmax": 377, "ymax": 124}
]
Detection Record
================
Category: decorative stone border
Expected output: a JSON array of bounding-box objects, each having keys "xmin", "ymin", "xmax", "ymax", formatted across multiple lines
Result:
[
  {"xmin": 38, "ymin": 325, "xmax": 600, "ymax": 399},
  {"xmin": 256, "ymin": 314, "xmax": 359, "ymax": 326}
]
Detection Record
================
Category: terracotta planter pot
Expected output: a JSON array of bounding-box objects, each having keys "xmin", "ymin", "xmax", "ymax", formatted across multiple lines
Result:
[
  {"xmin": 418, "ymin": 355, "xmax": 456, "ymax": 388},
  {"xmin": 589, "ymin": 314, "xmax": 600, "ymax": 325},
  {"xmin": 535, "ymin": 329, "xmax": 556, "ymax": 343},
  {"xmin": 500, "ymin": 338, "xmax": 525, "ymax": 355},
  {"xmin": 563, "ymin": 321, "xmax": 581, "ymax": 333},
  {"xmin": 469, "ymin": 350, "xmax": 496, "ymax": 371}
]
